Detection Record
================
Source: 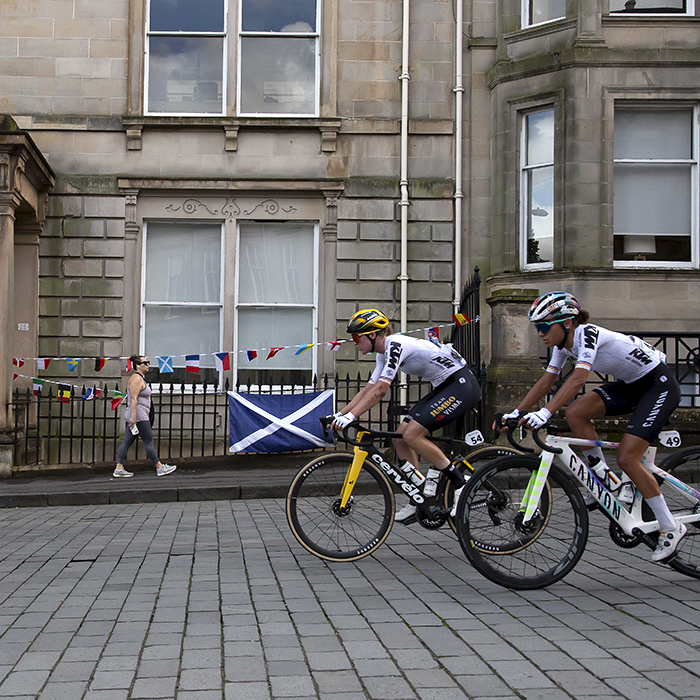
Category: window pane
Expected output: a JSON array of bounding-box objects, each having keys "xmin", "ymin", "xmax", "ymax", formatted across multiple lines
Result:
[
  {"xmin": 238, "ymin": 307, "xmax": 314, "ymax": 370},
  {"xmin": 239, "ymin": 223, "xmax": 314, "ymax": 304},
  {"xmin": 527, "ymin": 167, "xmax": 554, "ymax": 264},
  {"xmin": 526, "ymin": 110, "xmax": 554, "ymax": 166},
  {"xmin": 148, "ymin": 36, "xmax": 224, "ymax": 114},
  {"xmin": 614, "ymin": 110, "xmax": 692, "ymax": 160},
  {"xmin": 240, "ymin": 36, "xmax": 316, "ymax": 115},
  {"xmin": 610, "ymin": 0, "xmax": 685, "ymax": 12},
  {"xmin": 145, "ymin": 223, "xmax": 221, "ymax": 303},
  {"xmin": 242, "ymin": 0, "xmax": 317, "ymax": 32},
  {"xmin": 529, "ymin": 0, "xmax": 566, "ymax": 25},
  {"xmin": 614, "ymin": 163, "xmax": 691, "ymax": 235},
  {"xmin": 150, "ymin": 0, "xmax": 225, "ymax": 32},
  {"xmin": 144, "ymin": 306, "xmax": 221, "ymax": 364}
]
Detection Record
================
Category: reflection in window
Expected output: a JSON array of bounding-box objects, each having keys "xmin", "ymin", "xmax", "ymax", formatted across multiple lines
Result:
[
  {"xmin": 143, "ymin": 222, "xmax": 223, "ymax": 384},
  {"xmin": 525, "ymin": 0, "xmax": 566, "ymax": 26},
  {"xmin": 521, "ymin": 109, "xmax": 554, "ymax": 268},
  {"xmin": 610, "ymin": 0, "xmax": 688, "ymax": 13},
  {"xmin": 146, "ymin": 0, "xmax": 225, "ymax": 114},
  {"xmin": 239, "ymin": 0, "xmax": 319, "ymax": 116},
  {"xmin": 613, "ymin": 108, "xmax": 696, "ymax": 266},
  {"xmin": 237, "ymin": 222, "xmax": 317, "ymax": 385}
]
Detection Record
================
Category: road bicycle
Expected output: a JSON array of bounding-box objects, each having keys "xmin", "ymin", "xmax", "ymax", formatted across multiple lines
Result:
[
  {"xmin": 454, "ymin": 419, "xmax": 700, "ymax": 589},
  {"xmin": 286, "ymin": 417, "xmax": 521, "ymax": 562}
]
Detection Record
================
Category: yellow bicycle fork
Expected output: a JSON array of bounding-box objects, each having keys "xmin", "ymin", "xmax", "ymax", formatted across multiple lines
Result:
[{"xmin": 339, "ymin": 431, "xmax": 370, "ymax": 509}]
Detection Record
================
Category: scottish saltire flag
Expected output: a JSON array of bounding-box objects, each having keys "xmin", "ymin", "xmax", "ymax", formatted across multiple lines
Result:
[
  {"xmin": 185, "ymin": 355, "xmax": 200, "ymax": 373},
  {"xmin": 157, "ymin": 356, "xmax": 173, "ymax": 373},
  {"xmin": 215, "ymin": 352, "xmax": 231, "ymax": 372},
  {"xmin": 228, "ymin": 390, "xmax": 335, "ymax": 453},
  {"xmin": 37, "ymin": 358, "xmax": 51, "ymax": 370}
]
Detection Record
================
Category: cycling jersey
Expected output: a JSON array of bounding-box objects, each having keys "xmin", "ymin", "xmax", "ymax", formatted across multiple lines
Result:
[
  {"xmin": 370, "ymin": 334, "xmax": 466, "ymax": 387},
  {"xmin": 546, "ymin": 324, "xmax": 666, "ymax": 383}
]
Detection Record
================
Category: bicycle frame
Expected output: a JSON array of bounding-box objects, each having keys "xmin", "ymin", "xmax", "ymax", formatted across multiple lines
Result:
[
  {"xmin": 520, "ymin": 435, "xmax": 700, "ymax": 537},
  {"xmin": 339, "ymin": 431, "xmax": 425, "ymax": 509}
]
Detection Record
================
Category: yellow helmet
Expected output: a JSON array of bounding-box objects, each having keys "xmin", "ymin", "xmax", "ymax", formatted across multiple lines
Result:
[{"xmin": 346, "ymin": 309, "xmax": 390, "ymax": 335}]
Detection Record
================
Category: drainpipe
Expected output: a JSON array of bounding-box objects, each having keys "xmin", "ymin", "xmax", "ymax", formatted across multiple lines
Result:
[
  {"xmin": 398, "ymin": 0, "xmax": 411, "ymax": 407},
  {"xmin": 398, "ymin": 0, "xmax": 410, "ymax": 336},
  {"xmin": 453, "ymin": 0, "xmax": 464, "ymax": 314}
]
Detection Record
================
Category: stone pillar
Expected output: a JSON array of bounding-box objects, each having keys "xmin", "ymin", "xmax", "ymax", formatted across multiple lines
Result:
[{"xmin": 486, "ymin": 288, "xmax": 542, "ymax": 414}]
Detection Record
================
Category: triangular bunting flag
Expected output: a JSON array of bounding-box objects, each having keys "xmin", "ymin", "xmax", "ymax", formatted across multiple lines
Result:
[
  {"xmin": 452, "ymin": 313, "xmax": 471, "ymax": 327},
  {"xmin": 244, "ymin": 350, "xmax": 258, "ymax": 364},
  {"xmin": 185, "ymin": 354, "xmax": 200, "ymax": 373},
  {"xmin": 58, "ymin": 384, "xmax": 72, "ymax": 403},
  {"xmin": 37, "ymin": 358, "xmax": 51, "ymax": 370},
  {"xmin": 214, "ymin": 352, "xmax": 231, "ymax": 372},
  {"xmin": 13, "ymin": 358, "xmax": 24, "ymax": 368},
  {"xmin": 111, "ymin": 391, "xmax": 126, "ymax": 410},
  {"xmin": 295, "ymin": 344, "xmax": 313, "ymax": 356},
  {"xmin": 82, "ymin": 387, "xmax": 101, "ymax": 400},
  {"xmin": 266, "ymin": 347, "xmax": 284, "ymax": 360},
  {"xmin": 67, "ymin": 358, "xmax": 80, "ymax": 372},
  {"xmin": 326, "ymin": 341, "xmax": 342, "ymax": 352},
  {"xmin": 94, "ymin": 358, "xmax": 107, "ymax": 372},
  {"xmin": 33, "ymin": 378, "xmax": 45, "ymax": 396},
  {"xmin": 157, "ymin": 356, "xmax": 173, "ymax": 373},
  {"xmin": 125, "ymin": 358, "xmax": 133, "ymax": 373}
]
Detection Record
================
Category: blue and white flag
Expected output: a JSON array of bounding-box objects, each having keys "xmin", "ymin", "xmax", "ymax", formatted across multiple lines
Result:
[
  {"xmin": 228, "ymin": 390, "xmax": 334, "ymax": 453},
  {"xmin": 157, "ymin": 356, "xmax": 173, "ymax": 373}
]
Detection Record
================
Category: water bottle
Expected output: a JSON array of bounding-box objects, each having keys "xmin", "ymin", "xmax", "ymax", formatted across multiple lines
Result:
[
  {"xmin": 588, "ymin": 455, "xmax": 621, "ymax": 490},
  {"xmin": 398, "ymin": 460, "xmax": 426, "ymax": 487},
  {"xmin": 422, "ymin": 468, "xmax": 442, "ymax": 497}
]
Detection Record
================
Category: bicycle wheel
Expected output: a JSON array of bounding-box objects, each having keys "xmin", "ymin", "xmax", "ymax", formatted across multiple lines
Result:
[
  {"xmin": 455, "ymin": 456, "xmax": 589, "ymax": 590},
  {"xmin": 655, "ymin": 447, "xmax": 700, "ymax": 579},
  {"xmin": 445, "ymin": 444, "xmax": 523, "ymax": 535},
  {"xmin": 286, "ymin": 452, "xmax": 395, "ymax": 562}
]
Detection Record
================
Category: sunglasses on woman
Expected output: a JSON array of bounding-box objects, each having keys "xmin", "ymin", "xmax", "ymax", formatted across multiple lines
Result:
[{"xmin": 534, "ymin": 322, "xmax": 560, "ymax": 335}]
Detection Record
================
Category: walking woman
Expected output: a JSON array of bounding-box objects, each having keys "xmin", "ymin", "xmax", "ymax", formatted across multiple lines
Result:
[{"xmin": 113, "ymin": 354, "xmax": 176, "ymax": 477}]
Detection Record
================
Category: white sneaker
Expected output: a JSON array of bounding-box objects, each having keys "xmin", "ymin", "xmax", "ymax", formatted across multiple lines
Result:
[
  {"xmin": 651, "ymin": 521, "xmax": 687, "ymax": 562},
  {"xmin": 113, "ymin": 468, "xmax": 133, "ymax": 478},
  {"xmin": 617, "ymin": 482, "xmax": 635, "ymax": 505},
  {"xmin": 394, "ymin": 503, "xmax": 417, "ymax": 524},
  {"xmin": 156, "ymin": 464, "xmax": 177, "ymax": 476},
  {"xmin": 450, "ymin": 485, "xmax": 465, "ymax": 518}
]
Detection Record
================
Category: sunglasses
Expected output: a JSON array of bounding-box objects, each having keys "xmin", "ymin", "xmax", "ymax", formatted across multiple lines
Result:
[
  {"xmin": 139, "ymin": 360, "xmax": 150, "ymax": 366},
  {"xmin": 534, "ymin": 322, "xmax": 560, "ymax": 334},
  {"xmin": 352, "ymin": 334, "xmax": 362, "ymax": 343}
]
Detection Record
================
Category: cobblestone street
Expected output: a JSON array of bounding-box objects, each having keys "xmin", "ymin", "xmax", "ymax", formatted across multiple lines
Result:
[{"xmin": 1, "ymin": 499, "xmax": 699, "ymax": 699}]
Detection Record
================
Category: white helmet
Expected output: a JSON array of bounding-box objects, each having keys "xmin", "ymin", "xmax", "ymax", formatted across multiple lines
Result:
[{"xmin": 528, "ymin": 291, "xmax": 581, "ymax": 324}]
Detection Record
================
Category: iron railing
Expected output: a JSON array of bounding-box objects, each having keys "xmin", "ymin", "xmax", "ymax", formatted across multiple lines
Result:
[{"xmin": 544, "ymin": 331, "xmax": 700, "ymax": 407}]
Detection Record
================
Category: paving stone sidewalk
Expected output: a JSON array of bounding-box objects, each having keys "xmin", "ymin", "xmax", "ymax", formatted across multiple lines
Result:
[{"xmin": 0, "ymin": 499, "xmax": 699, "ymax": 700}]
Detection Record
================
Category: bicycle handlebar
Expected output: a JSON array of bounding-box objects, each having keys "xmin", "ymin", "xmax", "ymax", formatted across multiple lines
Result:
[
  {"xmin": 319, "ymin": 415, "xmax": 404, "ymax": 448},
  {"xmin": 492, "ymin": 412, "xmax": 563, "ymax": 455}
]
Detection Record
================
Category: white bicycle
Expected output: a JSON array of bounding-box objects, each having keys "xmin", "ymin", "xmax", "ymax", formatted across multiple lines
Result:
[{"xmin": 454, "ymin": 420, "xmax": 700, "ymax": 589}]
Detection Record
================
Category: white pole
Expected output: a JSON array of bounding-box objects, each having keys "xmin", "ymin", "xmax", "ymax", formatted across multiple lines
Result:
[{"xmin": 453, "ymin": 0, "xmax": 464, "ymax": 314}]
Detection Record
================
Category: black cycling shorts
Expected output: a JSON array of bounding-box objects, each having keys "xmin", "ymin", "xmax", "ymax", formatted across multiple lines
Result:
[
  {"xmin": 593, "ymin": 363, "xmax": 680, "ymax": 443},
  {"xmin": 403, "ymin": 367, "xmax": 480, "ymax": 432}
]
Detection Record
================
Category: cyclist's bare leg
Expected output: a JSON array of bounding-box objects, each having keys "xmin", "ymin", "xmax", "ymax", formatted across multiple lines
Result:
[
  {"xmin": 394, "ymin": 420, "xmax": 450, "ymax": 471},
  {"xmin": 565, "ymin": 392, "xmax": 606, "ymax": 441},
  {"xmin": 617, "ymin": 433, "xmax": 661, "ymax": 499}
]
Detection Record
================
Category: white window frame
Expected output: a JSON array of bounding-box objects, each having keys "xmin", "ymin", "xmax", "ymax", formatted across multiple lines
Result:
[
  {"xmin": 520, "ymin": 107, "xmax": 555, "ymax": 271},
  {"xmin": 140, "ymin": 220, "xmax": 226, "ymax": 389},
  {"xmin": 237, "ymin": 0, "xmax": 321, "ymax": 118},
  {"xmin": 522, "ymin": 0, "xmax": 566, "ymax": 28},
  {"xmin": 233, "ymin": 221, "xmax": 320, "ymax": 388},
  {"xmin": 613, "ymin": 104, "xmax": 699, "ymax": 270},
  {"xmin": 144, "ymin": 0, "xmax": 229, "ymax": 117}
]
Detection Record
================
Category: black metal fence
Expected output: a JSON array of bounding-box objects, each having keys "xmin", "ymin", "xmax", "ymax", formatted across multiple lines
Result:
[
  {"xmin": 544, "ymin": 332, "xmax": 700, "ymax": 407},
  {"xmin": 11, "ymin": 272, "xmax": 485, "ymax": 467}
]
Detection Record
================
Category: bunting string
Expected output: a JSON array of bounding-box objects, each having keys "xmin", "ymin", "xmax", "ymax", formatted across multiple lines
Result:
[{"xmin": 10, "ymin": 317, "xmax": 478, "ymax": 392}]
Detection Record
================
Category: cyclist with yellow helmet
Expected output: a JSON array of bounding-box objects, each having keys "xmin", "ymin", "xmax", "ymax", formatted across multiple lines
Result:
[
  {"xmin": 500, "ymin": 291, "xmax": 684, "ymax": 562},
  {"xmin": 332, "ymin": 309, "xmax": 481, "ymax": 525}
]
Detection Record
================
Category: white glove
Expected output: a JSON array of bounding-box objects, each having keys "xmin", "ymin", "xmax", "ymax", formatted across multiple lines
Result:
[
  {"xmin": 526, "ymin": 407, "xmax": 551, "ymax": 430},
  {"xmin": 334, "ymin": 412, "xmax": 355, "ymax": 429},
  {"xmin": 503, "ymin": 409, "xmax": 521, "ymax": 422}
]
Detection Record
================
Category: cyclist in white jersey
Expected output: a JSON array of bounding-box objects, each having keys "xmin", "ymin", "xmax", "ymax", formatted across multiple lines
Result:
[
  {"xmin": 498, "ymin": 291, "xmax": 684, "ymax": 562},
  {"xmin": 332, "ymin": 309, "xmax": 481, "ymax": 525}
]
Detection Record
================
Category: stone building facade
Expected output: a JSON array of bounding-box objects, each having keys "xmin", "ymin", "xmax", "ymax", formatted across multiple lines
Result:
[{"xmin": 0, "ymin": 0, "xmax": 698, "ymax": 463}]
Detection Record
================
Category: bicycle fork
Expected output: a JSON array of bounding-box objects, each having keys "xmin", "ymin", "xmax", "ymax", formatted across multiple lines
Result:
[
  {"xmin": 339, "ymin": 437, "xmax": 370, "ymax": 509},
  {"xmin": 519, "ymin": 453, "xmax": 554, "ymax": 523}
]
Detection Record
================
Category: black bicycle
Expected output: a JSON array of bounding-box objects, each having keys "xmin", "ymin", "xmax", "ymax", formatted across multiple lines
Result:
[{"xmin": 286, "ymin": 418, "xmax": 521, "ymax": 562}]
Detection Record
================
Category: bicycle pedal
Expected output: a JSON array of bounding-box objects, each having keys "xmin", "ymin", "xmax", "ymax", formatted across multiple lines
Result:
[{"xmin": 397, "ymin": 514, "xmax": 418, "ymax": 526}]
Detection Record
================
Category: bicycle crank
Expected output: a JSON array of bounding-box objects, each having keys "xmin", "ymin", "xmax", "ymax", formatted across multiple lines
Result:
[
  {"xmin": 417, "ymin": 503, "xmax": 449, "ymax": 530},
  {"xmin": 609, "ymin": 522, "xmax": 642, "ymax": 549}
]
